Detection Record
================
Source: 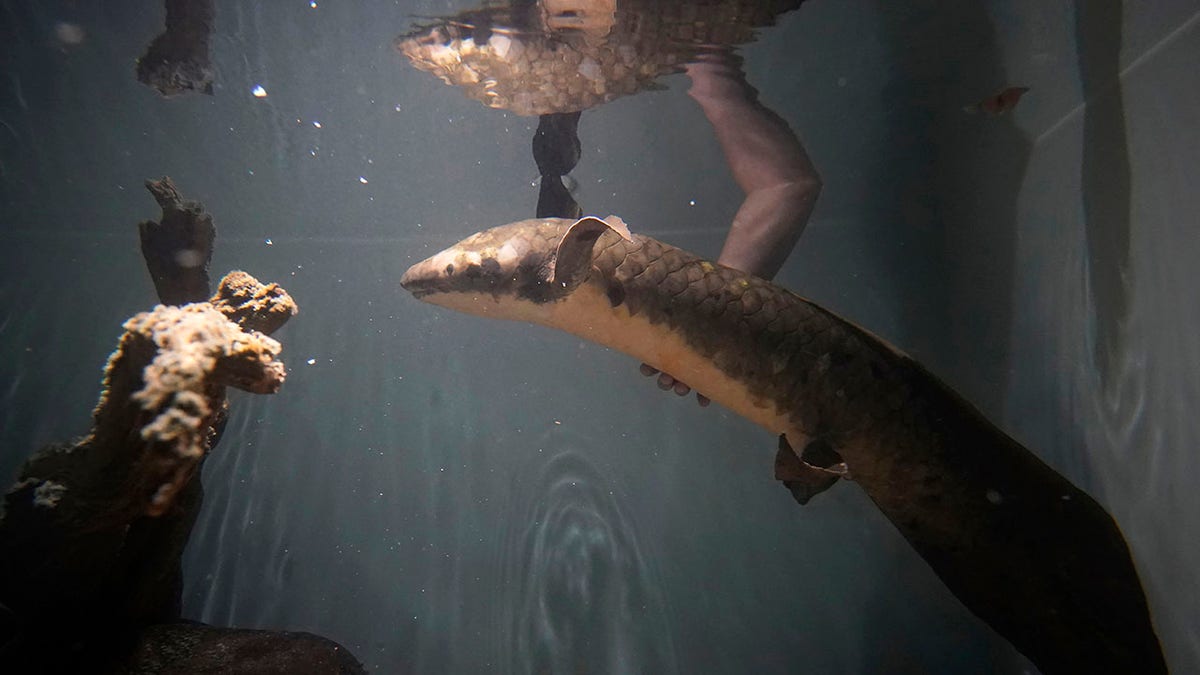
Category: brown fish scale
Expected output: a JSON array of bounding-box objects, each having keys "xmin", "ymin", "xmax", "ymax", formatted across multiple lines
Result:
[
  {"xmin": 577, "ymin": 228, "xmax": 1164, "ymax": 675},
  {"xmin": 590, "ymin": 231, "xmax": 901, "ymax": 448}
]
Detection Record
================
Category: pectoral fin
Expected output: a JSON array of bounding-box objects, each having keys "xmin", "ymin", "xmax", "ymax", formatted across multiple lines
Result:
[
  {"xmin": 549, "ymin": 215, "xmax": 634, "ymax": 289},
  {"xmin": 774, "ymin": 435, "xmax": 844, "ymax": 505}
]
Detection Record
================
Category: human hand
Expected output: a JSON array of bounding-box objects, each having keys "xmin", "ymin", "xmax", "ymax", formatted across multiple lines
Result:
[{"xmin": 639, "ymin": 363, "xmax": 711, "ymax": 407}]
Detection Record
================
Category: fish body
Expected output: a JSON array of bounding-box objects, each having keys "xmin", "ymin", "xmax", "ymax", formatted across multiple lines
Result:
[{"xmin": 401, "ymin": 216, "xmax": 1164, "ymax": 675}]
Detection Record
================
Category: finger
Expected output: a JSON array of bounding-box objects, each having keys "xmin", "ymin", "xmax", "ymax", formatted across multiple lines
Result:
[
  {"xmin": 673, "ymin": 381, "xmax": 690, "ymax": 396},
  {"xmin": 656, "ymin": 373, "xmax": 674, "ymax": 390},
  {"xmin": 639, "ymin": 363, "xmax": 659, "ymax": 377},
  {"xmin": 696, "ymin": 393, "xmax": 711, "ymax": 407}
]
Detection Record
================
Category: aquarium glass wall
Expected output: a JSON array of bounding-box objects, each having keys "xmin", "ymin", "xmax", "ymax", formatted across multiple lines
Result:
[{"xmin": 1, "ymin": 1, "xmax": 1197, "ymax": 673}]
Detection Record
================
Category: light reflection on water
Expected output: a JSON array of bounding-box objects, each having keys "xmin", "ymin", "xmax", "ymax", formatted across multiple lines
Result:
[{"xmin": 496, "ymin": 442, "xmax": 676, "ymax": 675}]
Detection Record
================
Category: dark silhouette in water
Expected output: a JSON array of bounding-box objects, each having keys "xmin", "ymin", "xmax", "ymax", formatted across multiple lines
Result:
[
  {"xmin": 136, "ymin": 0, "xmax": 217, "ymax": 97},
  {"xmin": 1076, "ymin": 0, "xmax": 1134, "ymax": 389},
  {"xmin": 534, "ymin": 111, "xmax": 584, "ymax": 219}
]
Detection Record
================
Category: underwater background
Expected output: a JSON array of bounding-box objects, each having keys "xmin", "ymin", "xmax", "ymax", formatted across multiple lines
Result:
[{"xmin": 1, "ymin": 1, "xmax": 1197, "ymax": 672}]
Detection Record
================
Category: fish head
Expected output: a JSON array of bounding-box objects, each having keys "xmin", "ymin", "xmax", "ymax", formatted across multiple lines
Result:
[{"xmin": 400, "ymin": 215, "xmax": 633, "ymax": 319}]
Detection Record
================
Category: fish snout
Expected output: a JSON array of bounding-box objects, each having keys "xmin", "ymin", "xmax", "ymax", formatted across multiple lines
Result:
[{"xmin": 400, "ymin": 254, "xmax": 448, "ymax": 297}]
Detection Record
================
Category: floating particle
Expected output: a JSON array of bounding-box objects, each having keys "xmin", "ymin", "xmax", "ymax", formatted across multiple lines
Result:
[
  {"xmin": 307, "ymin": 358, "xmax": 317, "ymax": 365},
  {"xmin": 251, "ymin": 85, "xmax": 268, "ymax": 98},
  {"xmin": 688, "ymin": 199, "xmax": 696, "ymax": 206},
  {"xmin": 313, "ymin": 121, "xmax": 322, "ymax": 128},
  {"xmin": 310, "ymin": 1, "xmax": 317, "ymax": 7},
  {"xmin": 358, "ymin": 176, "xmax": 369, "ymax": 184},
  {"xmin": 54, "ymin": 22, "xmax": 86, "ymax": 46},
  {"xmin": 265, "ymin": 238, "xmax": 273, "ymax": 246}
]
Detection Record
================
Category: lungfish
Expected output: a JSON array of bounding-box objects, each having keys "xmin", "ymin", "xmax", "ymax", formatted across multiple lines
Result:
[{"xmin": 400, "ymin": 215, "xmax": 1165, "ymax": 674}]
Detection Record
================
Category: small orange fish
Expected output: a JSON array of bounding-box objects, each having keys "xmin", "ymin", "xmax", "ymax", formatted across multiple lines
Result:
[{"xmin": 964, "ymin": 86, "xmax": 1029, "ymax": 114}]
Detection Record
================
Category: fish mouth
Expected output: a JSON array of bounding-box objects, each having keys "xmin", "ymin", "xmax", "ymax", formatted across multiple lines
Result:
[{"xmin": 400, "ymin": 256, "xmax": 442, "ymax": 298}]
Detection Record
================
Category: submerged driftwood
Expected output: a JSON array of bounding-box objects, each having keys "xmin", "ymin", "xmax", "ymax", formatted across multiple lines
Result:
[
  {"xmin": 0, "ymin": 180, "xmax": 362, "ymax": 672},
  {"xmin": 139, "ymin": 176, "xmax": 216, "ymax": 305},
  {"xmin": 0, "ymin": 272, "xmax": 303, "ymax": 668},
  {"xmin": 136, "ymin": 0, "xmax": 217, "ymax": 97}
]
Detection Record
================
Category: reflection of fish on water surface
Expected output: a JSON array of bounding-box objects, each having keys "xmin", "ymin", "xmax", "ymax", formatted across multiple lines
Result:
[
  {"xmin": 394, "ymin": 0, "xmax": 805, "ymax": 116},
  {"xmin": 401, "ymin": 215, "xmax": 1167, "ymax": 675}
]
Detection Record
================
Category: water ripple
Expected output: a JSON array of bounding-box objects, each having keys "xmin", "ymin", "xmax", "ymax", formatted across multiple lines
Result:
[{"xmin": 496, "ymin": 444, "xmax": 676, "ymax": 675}]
